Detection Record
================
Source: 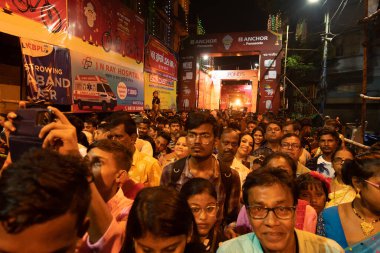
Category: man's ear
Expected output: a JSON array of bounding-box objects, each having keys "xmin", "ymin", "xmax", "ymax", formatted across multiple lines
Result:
[
  {"xmin": 116, "ymin": 170, "xmax": 128, "ymax": 185},
  {"xmin": 77, "ymin": 217, "xmax": 90, "ymax": 238}
]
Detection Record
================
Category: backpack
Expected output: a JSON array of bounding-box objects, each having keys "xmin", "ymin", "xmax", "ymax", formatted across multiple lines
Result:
[{"xmin": 169, "ymin": 157, "xmax": 233, "ymax": 220}]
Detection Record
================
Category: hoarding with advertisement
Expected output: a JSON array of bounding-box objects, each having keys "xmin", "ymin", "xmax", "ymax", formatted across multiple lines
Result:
[
  {"xmin": 20, "ymin": 38, "xmax": 72, "ymax": 104},
  {"xmin": 145, "ymin": 36, "xmax": 178, "ymax": 80},
  {"xmin": 71, "ymin": 51, "xmax": 144, "ymax": 112},
  {"xmin": 2, "ymin": 0, "xmax": 67, "ymax": 34},
  {"xmin": 144, "ymin": 73, "xmax": 176, "ymax": 110},
  {"xmin": 68, "ymin": 0, "xmax": 144, "ymax": 63}
]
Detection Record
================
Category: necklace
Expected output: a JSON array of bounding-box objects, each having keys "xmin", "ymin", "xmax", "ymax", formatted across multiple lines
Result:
[{"xmin": 351, "ymin": 201, "xmax": 380, "ymax": 236}]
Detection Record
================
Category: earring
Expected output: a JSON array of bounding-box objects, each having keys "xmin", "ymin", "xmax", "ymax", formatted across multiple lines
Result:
[{"xmin": 356, "ymin": 189, "xmax": 361, "ymax": 198}]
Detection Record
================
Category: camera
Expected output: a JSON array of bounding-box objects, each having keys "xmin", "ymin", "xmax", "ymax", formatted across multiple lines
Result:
[{"xmin": 9, "ymin": 108, "xmax": 54, "ymax": 162}]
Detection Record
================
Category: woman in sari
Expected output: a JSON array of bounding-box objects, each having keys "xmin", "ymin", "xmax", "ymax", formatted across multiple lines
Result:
[{"xmin": 317, "ymin": 150, "xmax": 380, "ymax": 251}]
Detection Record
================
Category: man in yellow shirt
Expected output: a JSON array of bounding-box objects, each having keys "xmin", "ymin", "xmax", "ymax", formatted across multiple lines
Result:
[{"xmin": 108, "ymin": 112, "xmax": 161, "ymax": 187}]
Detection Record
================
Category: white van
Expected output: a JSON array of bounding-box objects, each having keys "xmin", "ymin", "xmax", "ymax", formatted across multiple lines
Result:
[{"xmin": 73, "ymin": 75, "xmax": 117, "ymax": 111}]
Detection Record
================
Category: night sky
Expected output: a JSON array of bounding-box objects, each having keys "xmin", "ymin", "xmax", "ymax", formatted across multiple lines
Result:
[{"xmin": 189, "ymin": 0, "xmax": 268, "ymax": 34}]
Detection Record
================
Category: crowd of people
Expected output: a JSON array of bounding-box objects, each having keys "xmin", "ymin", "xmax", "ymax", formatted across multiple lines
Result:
[{"xmin": 0, "ymin": 106, "xmax": 379, "ymax": 253}]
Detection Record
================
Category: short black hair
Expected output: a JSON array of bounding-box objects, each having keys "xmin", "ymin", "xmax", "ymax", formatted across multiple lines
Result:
[
  {"xmin": 108, "ymin": 111, "xmax": 137, "ymax": 136},
  {"xmin": 317, "ymin": 127, "xmax": 340, "ymax": 142},
  {"xmin": 280, "ymin": 133, "xmax": 301, "ymax": 143},
  {"xmin": 282, "ymin": 121, "xmax": 301, "ymax": 132},
  {"xmin": 295, "ymin": 173, "xmax": 330, "ymax": 201},
  {"xmin": 88, "ymin": 139, "xmax": 133, "ymax": 172},
  {"xmin": 157, "ymin": 131, "xmax": 171, "ymax": 143},
  {"xmin": 0, "ymin": 148, "xmax": 91, "ymax": 233},
  {"xmin": 180, "ymin": 178, "xmax": 217, "ymax": 201},
  {"xmin": 243, "ymin": 168, "xmax": 297, "ymax": 207},
  {"xmin": 263, "ymin": 152, "xmax": 297, "ymax": 178},
  {"xmin": 186, "ymin": 112, "xmax": 218, "ymax": 137}
]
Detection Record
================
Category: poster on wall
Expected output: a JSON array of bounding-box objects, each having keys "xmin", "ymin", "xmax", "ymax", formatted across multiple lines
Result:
[
  {"xmin": 145, "ymin": 37, "xmax": 178, "ymax": 80},
  {"xmin": 68, "ymin": 0, "xmax": 144, "ymax": 63},
  {"xmin": 1, "ymin": 0, "xmax": 67, "ymax": 34},
  {"xmin": 20, "ymin": 38, "xmax": 72, "ymax": 104},
  {"xmin": 71, "ymin": 51, "xmax": 144, "ymax": 112},
  {"xmin": 144, "ymin": 73, "xmax": 176, "ymax": 110}
]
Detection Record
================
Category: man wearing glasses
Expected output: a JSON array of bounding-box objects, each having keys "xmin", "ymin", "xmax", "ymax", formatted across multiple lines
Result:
[
  {"xmin": 280, "ymin": 133, "xmax": 311, "ymax": 177},
  {"xmin": 218, "ymin": 168, "xmax": 344, "ymax": 253}
]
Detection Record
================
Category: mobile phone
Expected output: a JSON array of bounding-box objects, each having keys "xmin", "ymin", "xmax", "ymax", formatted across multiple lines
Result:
[{"xmin": 9, "ymin": 108, "xmax": 54, "ymax": 162}]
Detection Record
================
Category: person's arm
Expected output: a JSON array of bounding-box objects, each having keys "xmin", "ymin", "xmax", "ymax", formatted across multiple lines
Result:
[
  {"xmin": 147, "ymin": 159, "xmax": 162, "ymax": 187},
  {"xmin": 87, "ymin": 182, "xmax": 114, "ymax": 243}
]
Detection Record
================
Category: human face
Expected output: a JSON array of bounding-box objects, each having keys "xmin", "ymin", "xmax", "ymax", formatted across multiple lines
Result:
[
  {"xmin": 149, "ymin": 127, "xmax": 158, "ymax": 140},
  {"xmin": 187, "ymin": 192, "xmax": 218, "ymax": 238},
  {"xmin": 155, "ymin": 136, "xmax": 169, "ymax": 153},
  {"xmin": 187, "ymin": 124, "xmax": 215, "ymax": 159},
  {"xmin": 299, "ymin": 184, "xmax": 326, "ymax": 215},
  {"xmin": 318, "ymin": 134, "xmax": 338, "ymax": 156},
  {"xmin": 138, "ymin": 123, "xmax": 149, "ymax": 137},
  {"xmin": 265, "ymin": 157, "xmax": 294, "ymax": 178},
  {"xmin": 84, "ymin": 122, "xmax": 95, "ymax": 134},
  {"xmin": 134, "ymin": 232, "xmax": 188, "ymax": 253},
  {"xmin": 174, "ymin": 137, "xmax": 189, "ymax": 158},
  {"xmin": 238, "ymin": 134, "xmax": 253, "ymax": 157},
  {"xmin": 280, "ymin": 137, "xmax": 302, "ymax": 162},
  {"xmin": 170, "ymin": 123, "xmax": 181, "ymax": 136},
  {"xmin": 265, "ymin": 123, "xmax": 283, "ymax": 143},
  {"xmin": 87, "ymin": 148, "xmax": 119, "ymax": 201},
  {"xmin": 163, "ymin": 124, "xmax": 170, "ymax": 134},
  {"xmin": 282, "ymin": 125, "xmax": 295, "ymax": 135},
  {"xmin": 332, "ymin": 150, "xmax": 354, "ymax": 177},
  {"xmin": 0, "ymin": 212, "xmax": 85, "ymax": 253},
  {"xmin": 217, "ymin": 131, "xmax": 239, "ymax": 163},
  {"xmin": 247, "ymin": 123, "xmax": 256, "ymax": 133},
  {"xmin": 109, "ymin": 124, "xmax": 136, "ymax": 153},
  {"xmin": 253, "ymin": 130, "xmax": 264, "ymax": 145},
  {"xmin": 94, "ymin": 129, "xmax": 109, "ymax": 141},
  {"xmin": 359, "ymin": 174, "xmax": 380, "ymax": 214},
  {"xmin": 247, "ymin": 184, "xmax": 296, "ymax": 253}
]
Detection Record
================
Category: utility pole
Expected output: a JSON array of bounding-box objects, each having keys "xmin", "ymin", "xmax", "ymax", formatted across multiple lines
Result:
[
  {"xmin": 320, "ymin": 10, "xmax": 330, "ymax": 114},
  {"xmin": 283, "ymin": 25, "xmax": 289, "ymax": 109},
  {"xmin": 361, "ymin": 0, "xmax": 369, "ymax": 144}
]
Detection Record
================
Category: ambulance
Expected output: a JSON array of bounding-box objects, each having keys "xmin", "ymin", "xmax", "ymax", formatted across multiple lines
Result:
[{"xmin": 73, "ymin": 75, "xmax": 117, "ymax": 111}]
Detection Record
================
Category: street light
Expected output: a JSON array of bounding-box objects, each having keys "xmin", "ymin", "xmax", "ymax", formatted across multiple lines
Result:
[{"xmin": 308, "ymin": 0, "xmax": 330, "ymax": 114}]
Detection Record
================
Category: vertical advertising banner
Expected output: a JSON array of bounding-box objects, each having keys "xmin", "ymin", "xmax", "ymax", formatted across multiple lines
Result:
[
  {"xmin": 68, "ymin": 0, "xmax": 144, "ymax": 63},
  {"xmin": 71, "ymin": 51, "xmax": 144, "ymax": 112},
  {"xmin": 1, "ymin": 0, "xmax": 67, "ymax": 34},
  {"xmin": 144, "ymin": 73, "xmax": 176, "ymax": 110},
  {"xmin": 20, "ymin": 38, "xmax": 72, "ymax": 104},
  {"xmin": 178, "ymin": 55, "xmax": 196, "ymax": 110},
  {"xmin": 258, "ymin": 52, "xmax": 282, "ymax": 113}
]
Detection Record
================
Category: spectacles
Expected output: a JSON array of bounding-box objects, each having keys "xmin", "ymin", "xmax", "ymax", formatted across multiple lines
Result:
[
  {"xmin": 190, "ymin": 205, "xmax": 218, "ymax": 216},
  {"xmin": 247, "ymin": 205, "xmax": 296, "ymax": 220},
  {"xmin": 187, "ymin": 133, "xmax": 212, "ymax": 144},
  {"xmin": 364, "ymin": 180, "xmax": 380, "ymax": 189},
  {"xmin": 332, "ymin": 157, "xmax": 353, "ymax": 164},
  {"xmin": 281, "ymin": 143, "xmax": 300, "ymax": 149}
]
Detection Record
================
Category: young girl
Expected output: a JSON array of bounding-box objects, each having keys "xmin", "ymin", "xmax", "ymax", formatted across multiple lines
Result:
[
  {"xmin": 295, "ymin": 171, "xmax": 331, "ymax": 215},
  {"xmin": 122, "ymin": 186, "xmax": 204, "ymax": 253},
  {"xmin": 180, "ymin": 178, "xmax": 226, "ymax": 253}
]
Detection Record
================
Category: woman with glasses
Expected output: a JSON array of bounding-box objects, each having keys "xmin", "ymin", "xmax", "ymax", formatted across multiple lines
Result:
[
  {"xmin": 180, "ymin": 178, "xmax": 226, "ymax": 253},
  {"xmin": 317, "ymin": 150, "xmax": 380, "ymax": 250},
  {"xmin": 121, "ymin": 186, "xmax": 205, "ymax": 253},
  {"xmin": 325, "ymin": 147, "xmax": 356, "ymax": 208}
]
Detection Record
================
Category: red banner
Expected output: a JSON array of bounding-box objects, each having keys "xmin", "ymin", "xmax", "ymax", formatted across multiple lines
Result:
[
  {"xmin": 3, "ymin": 0, "xmax": 67, "ymax": 33},
  {"xmin": 144, "ymin": 37, "xmax": 178, "ymax": 80},
  {"xmin": 68, "ymin": 0, "xmax": 144, "ymax": 62}
]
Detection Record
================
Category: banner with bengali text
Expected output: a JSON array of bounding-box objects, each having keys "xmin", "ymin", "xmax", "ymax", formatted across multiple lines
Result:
[{"xmin": 144, "ymin": 72, "xmax": 176, "ymax": 110}]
